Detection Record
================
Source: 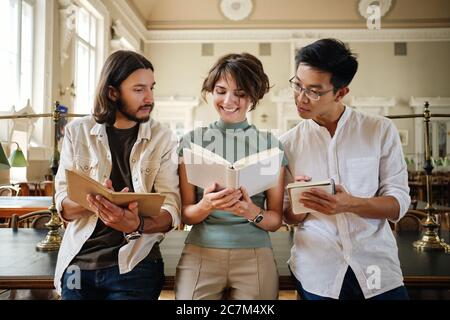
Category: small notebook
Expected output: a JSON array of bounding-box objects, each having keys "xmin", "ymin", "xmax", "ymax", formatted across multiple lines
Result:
[
  {"xmin": 286, "ymin": 179, "xmax": 336, "ymax": 214},
  {"xmin": 182, "ymin": 143, "xmax": 283, "ymax": 197},
  {"xmin": 66, "ymin": 169, "xmax": 165, "ymax": 217}
]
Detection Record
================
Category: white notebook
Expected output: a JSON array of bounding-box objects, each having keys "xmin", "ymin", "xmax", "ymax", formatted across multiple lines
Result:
[
  {"xmin": 182, "ymin": 143, "xmax": 283, "ymax": 197},
  {"xmin": 286, "ymin": 179, "xmax": 336, "ymax": 214}
]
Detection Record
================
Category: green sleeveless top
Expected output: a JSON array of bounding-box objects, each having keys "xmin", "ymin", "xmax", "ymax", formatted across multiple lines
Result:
[{"xmin": 178, "ymin": 119, "xmax": 288, "ymax": 249}]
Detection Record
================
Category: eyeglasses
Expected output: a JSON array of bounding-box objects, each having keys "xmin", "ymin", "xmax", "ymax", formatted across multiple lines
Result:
[{"xmin": 289, "ymin": 76, "xmax": 334, "ymax": 101}]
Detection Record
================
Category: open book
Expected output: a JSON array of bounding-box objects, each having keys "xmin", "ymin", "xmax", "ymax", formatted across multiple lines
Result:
[
  {"xmin": 286, "ymin": 179, "xmax": 336, "ymax": 214},
  {"xmin": 66, "ymin": 169, "xmax": 165, "ymax": 217},
  {"xmin": 182, "ymin": 143, "xmax": 283, "ymax": 197}
]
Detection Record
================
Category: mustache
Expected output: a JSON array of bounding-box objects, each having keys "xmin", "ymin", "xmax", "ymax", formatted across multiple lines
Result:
[{"xmin": 140, "ymin": 103, "xmax": 154, "ymax": 110}]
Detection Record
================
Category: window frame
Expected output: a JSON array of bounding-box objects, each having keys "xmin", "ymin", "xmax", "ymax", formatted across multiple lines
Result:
[
  {"xmin": 0, "ymin": 0, "xmax": 36, "ymax": 112},
  {"xmin": 73, "ymin": 5, "xmax": 99, "ymax": 115}
]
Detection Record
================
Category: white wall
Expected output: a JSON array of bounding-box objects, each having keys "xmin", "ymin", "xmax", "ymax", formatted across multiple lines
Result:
[
  {"xmin": 350, "ymin": 41, "xmax": 450, "ymax": 154},
  {"xmin": 146, "ymin": 40, "xmax": 450, "ymax": 154},
  {"xmin": 146, "ymin": 42, "xmax": 292, "ymax": 129}
]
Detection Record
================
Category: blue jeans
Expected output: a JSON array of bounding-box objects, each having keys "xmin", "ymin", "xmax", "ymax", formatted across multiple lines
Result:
[
  {"xmin": 290, "ymin": 267, "xmax": 409, "ymax": 300},
  {"xmin": 61, "ymin": 257, "xmax": 165, "ymax": 300}
]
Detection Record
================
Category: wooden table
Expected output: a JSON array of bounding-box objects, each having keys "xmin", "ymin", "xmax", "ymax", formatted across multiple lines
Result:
[
  {"xmin": 0, "ymin": 196, "xmax": 52, "ymax": 218},
  {"xmin": 415, "ymin": 200, "xmax": 450, "ymax": 212},
  {"xmin": 0, "ymin": 229, "xmax": 449, "ymax": 291}
]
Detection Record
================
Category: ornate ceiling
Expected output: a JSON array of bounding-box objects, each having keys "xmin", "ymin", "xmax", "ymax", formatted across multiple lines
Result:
[{"xmin": 125, "ymin": 0, "xmax": 450, "ymax": 30}]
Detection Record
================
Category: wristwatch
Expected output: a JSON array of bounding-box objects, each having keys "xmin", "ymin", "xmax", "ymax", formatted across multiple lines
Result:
[
  {"xmin": 248, "ymin": 208, "xmax": 264, "ymax": 224},
  {"xmin": 124, "ymin": 215, "xmax": 145, "ymax": 242}
]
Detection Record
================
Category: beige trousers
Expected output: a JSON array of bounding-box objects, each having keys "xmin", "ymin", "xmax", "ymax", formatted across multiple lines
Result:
[{"xmin": 175, "ymin": 244, "xmax": 279, "ymax": 300}]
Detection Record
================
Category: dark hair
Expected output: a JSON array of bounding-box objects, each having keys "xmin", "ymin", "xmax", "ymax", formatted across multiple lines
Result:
[
  {"xmin": 93, "ymin": 50, "xmax": 154, "ymax": 125},
  {"xmin": 295, "ymin": 39, "xmax": 358, "ymax": 92},
  {"xmin": 201, "ymin": 53, "xmax": 270, "ymax": 111}
]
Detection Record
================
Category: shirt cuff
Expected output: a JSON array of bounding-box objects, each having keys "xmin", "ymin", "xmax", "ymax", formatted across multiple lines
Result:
[
  {"xmin": 161, "ymin": 204, "xmax": 180, "ymax": 230},
  {"xmin": 55, "ymin": 191, "xmax": 71, "ymax": 223},
  {"xmin": 385, "ymin": 192, "xmax": 411, "ymax": 223}
]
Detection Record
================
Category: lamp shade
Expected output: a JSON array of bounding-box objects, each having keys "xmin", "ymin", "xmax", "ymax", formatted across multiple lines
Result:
[
  {"xmin": 9, "ymin": 148, "xmax": 28, "ymax": 167},
  {"xmin": 0, "ymin": 144, "xmax": 11, "ymax": 170}
]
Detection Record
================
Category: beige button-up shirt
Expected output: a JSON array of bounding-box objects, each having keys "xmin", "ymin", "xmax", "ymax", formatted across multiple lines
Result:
[
  {"xmin": 54, "ymin": 116, "xmax": 180, "ymax": 294},
  {"xmin": 280, "ymin": 107, "xmax": 410, "ymax": 299}
]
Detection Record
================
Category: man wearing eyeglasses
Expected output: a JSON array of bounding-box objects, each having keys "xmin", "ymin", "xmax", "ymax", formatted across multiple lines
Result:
[{"xmin": 280, "ymin": 39, "xmax": 410, "ymax": 300}]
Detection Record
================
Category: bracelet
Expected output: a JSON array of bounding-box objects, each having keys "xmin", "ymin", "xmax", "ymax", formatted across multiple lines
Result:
[{"xmin": 124, "ymin": 216, "xmax": 145, "ymax": 242}]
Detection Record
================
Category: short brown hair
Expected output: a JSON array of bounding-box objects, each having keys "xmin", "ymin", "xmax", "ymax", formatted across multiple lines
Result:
[
  {"xmin": 201, "ymin": 53, "xmax": 270, "ymax": 111},
  {"xmin": 93, "ymin": 50, "xmax": 154, "ymax": 125}
]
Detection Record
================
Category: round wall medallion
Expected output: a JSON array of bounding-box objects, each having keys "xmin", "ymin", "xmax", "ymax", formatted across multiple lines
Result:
[
  {"xmin": 220, "ymin": 0, "xmax": 253, "ymax": 21},
  {"xmin": 358, "ymin": 0, "xmax": 392, "ymax": 18}
]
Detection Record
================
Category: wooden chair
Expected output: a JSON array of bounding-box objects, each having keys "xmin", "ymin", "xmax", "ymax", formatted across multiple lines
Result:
[
  {"xmin": 9, "ymin": 210, "xmax": 51, "ymax": 230},
  {"xmin": 437, "ymin": 212, "xmax": 450, "ymax": 231},
  {"xmin": 37, "ymin": 181, "xmax": 54, "ymax": 196},
  {"xmin": 0, "ymin": 185, "xmax": 21, "ymax": 228},
  {"xmin": 0, "ymin": 185, "xmax": 21, "ymax": 196},
  {"xmin": 395, "ymin": 210, "xmax": 426, "ymax": 232}
]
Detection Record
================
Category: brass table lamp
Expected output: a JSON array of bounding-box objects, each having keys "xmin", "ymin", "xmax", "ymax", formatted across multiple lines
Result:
[
  {"xmin": 0, "ymin": 101, "xmax": 85, "ymax": 250},
  {"xmin": 389, "ymin": 102, "xmax": 450, "ymax": 252}
]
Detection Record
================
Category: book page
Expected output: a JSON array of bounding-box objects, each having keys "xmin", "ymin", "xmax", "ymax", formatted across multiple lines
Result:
[
  {"xmin": 66, "ymin": 169, "xmax": 165, "ymax": 217},
  {"xmin": 236, "ymin": 150, "xmax": 283, "ymax": 196},
  {"xmin": 66, "ymin": 169, "xmax": 112, "ymax": 211},
  {"xmin": 110, "ymin": 192, "xmax": 165, "ymax": 217},
  {"xmin": 183, "ymin": 148, "xmax": 229, "ymax": 190},
  {"xmin": 233, "ymin": 148, "xmax": 282, "ymax": 170},
  {"xmin": 188, "ymin": 143, "xmax": 231, "ymax": 167}
]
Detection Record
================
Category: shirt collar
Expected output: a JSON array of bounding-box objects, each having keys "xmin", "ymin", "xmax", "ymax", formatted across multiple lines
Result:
[
  {"xmin": 216, "ymin": 118, "xmax": 251, "ymax": 131},
  {"xmin": 307, "ymin": 105, "xmax": 352, "ymax": 133},
  {"xmin": 90, "ymin": 116, "xmax": 153, "ymax": 142}
]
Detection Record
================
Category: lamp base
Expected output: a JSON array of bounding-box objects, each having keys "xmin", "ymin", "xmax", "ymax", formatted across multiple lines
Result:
[
  {"xmin": 36, "ymin": 230, "xmax": 62, "ymax": 251},
  {"xmin": 36, "ymin": 205, "xmax": 62, "ymax": 251},
  {"xmin": 413, "ymin": 212, "xmax": 450, "ymax": 253},
  {"xmin": 413, "ymin": 233, "xmax": 450, "ymax": 253}
]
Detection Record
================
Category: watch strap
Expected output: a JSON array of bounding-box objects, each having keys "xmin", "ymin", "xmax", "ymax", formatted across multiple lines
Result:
[
  {"xmin": 124, "ymin": 215, "xmax": 144, "ymax": 242},
  {"xmin": 248, "ymin": 208, "xmax": 264, "ymax": 224}
]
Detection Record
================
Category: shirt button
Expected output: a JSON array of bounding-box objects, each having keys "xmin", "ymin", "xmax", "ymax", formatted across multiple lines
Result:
[
  {"xmin": 145, "ymin": 168, "xmax": 150, "ymax": 173},
  {"xmin": 132, "ymin": 159, "xmax": 136, "ymax": 163},
  {"xmin": 84, "ymin": 165, "xmax": 88, "ymax": 170},
  {"xmin": 134, "ymin": 178, "xmax": 138, "ymax": 182}
]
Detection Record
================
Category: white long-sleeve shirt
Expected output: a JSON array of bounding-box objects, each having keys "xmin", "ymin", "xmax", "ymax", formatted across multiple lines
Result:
[{"xmin": 280, "ymin": 106, "xmax": 410, "ymax": 299}]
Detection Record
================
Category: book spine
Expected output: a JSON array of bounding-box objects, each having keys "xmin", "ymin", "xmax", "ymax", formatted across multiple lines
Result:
[{"xmin": 226, "ymin": 167, "xmax": 239, "ymax": 189}]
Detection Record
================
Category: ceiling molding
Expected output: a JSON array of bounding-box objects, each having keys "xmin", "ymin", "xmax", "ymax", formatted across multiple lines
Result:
[
  {"xmin": 111, "ymin": 19, "xmax": 140, "ymax": 51},
  {"xmin": 112, "ymin": 0, "xmax": 147, "ymax": 42},
  {"xmin": 144, "ymin": 28, "xmax": 450, "ymax": 43},
  {"xmin": 144, "ymin": 19, "xmax": 450, "ymax": 31}
]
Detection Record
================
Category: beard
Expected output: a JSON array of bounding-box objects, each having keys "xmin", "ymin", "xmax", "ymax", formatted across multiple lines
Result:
[{"xmin": 116, "ymin": 100, "xmax": 153, "ymax": 123}]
